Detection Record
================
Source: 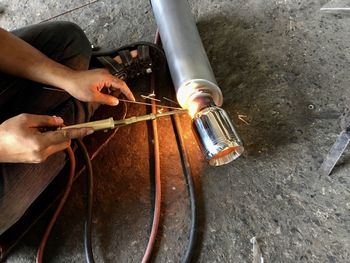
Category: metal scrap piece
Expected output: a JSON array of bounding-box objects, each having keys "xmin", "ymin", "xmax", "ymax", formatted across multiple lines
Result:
[
  {"xmin": 320, "ymin": 129, "xmax": 350, "ymax": 176},
  {"xmin": 250, "ymin": 237, "xmax": 264, "ymax": 263}
]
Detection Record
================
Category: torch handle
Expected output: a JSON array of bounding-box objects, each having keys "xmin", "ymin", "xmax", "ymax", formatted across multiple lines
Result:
[{"xmin": 60, "ymin": 117, "xmax": 115, "ymax": 131}]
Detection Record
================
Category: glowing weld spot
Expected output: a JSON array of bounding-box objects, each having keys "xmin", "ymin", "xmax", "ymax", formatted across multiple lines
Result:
[{"xmin": 188, "ymin": 102, "xmax": 199, "ymax": 118}]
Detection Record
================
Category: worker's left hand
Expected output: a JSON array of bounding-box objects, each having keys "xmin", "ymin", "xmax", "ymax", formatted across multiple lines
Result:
[{"xmin": 64, "ymin": 69, "xmax": 135, "ymax": 106}]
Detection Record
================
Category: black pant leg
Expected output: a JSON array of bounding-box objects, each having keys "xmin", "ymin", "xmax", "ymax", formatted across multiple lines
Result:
[{"xmin": 0, "ymin": 21, "xmax": 92, "ymax": 121}]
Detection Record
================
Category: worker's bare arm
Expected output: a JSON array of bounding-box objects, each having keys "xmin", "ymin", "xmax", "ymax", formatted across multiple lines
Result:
[
  {"xmin": 0, "ymin": 28, "xmax": 75, "ymax": 93},
  {"xmin": 0, "ymin": 28, "xmax": 134, "ymax": 106},
  {"xmin": 0, "ymin": 114, "xmax": 93, "ymax": 163}
]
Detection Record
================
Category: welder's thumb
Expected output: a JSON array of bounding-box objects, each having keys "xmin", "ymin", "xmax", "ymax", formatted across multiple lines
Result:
[{"xmin": 43, "ymin": 127, "xmax": 94, "ymax": 147}]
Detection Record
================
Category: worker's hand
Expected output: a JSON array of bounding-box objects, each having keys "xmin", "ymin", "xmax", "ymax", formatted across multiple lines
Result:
[
  {"xmin": 64, "ymin": 69, "xmax": 135, "ymax": 106},
  {"xmin": 0, "ymin": 114, "xmax": 93, "ymax": 163}
]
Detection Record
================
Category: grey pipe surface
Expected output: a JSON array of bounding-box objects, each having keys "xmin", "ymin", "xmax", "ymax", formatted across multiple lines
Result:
[{"xmin": 151, "ymin": 0, "xmax": 223, "ymax": 108}]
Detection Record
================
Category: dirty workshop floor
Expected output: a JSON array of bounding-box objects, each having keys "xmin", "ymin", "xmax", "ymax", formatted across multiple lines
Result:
[{"xmin": 1, "ymin": 0, "xmax": 350, "ymax": 262}]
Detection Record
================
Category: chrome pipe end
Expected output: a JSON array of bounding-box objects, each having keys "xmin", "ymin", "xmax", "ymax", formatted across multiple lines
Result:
[{"xmin": 192, "ymin": 106, "xmax": 244, "ymax": 166}]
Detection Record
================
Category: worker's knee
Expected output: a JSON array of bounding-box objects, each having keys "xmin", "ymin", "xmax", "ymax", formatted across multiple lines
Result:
[
  {"xmin": 50, "ymin": 21, "xmax": 84, "ymax": 37},
  {"xmin": 45, "ymin": 21, "xmax": 92, "ymax": 68},
  {"xmin": 51, "ymin": 21, "xmax": 90, "ymax": 49}
]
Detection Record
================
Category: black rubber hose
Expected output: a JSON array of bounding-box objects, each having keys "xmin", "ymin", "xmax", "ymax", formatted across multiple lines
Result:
[
  {"xmin": 171, "ymin": 115, "xmax": 197, "ymax": 263},
  {"xmin": 77, "ymin": 139, "xmax": 95, "ymax": 263},
  {"xmin": 91, "ymin": 41, "xmax": 165, "ymax": 58}
]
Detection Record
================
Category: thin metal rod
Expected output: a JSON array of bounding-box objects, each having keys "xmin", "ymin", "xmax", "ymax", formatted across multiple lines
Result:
[
  {"xmin": 40, "ymin": 87, "xmax": 183, "ymax": 110},
  {"xmin": 118, "ymin": 99, "xmax": 183, "ymax": 110},
  {"xmin": 320, "ymin": 7, "xmax": 350, "ymax": 11},
  {"xmin": 42, "ymin": 87, "xmax": 65, "ymax": 92},
  {"xmin": 141, "ymin": 95, "xmax": 161, "ymax": 102},
  {"xmin": 40, "ymin": 0, "xmax": 101, "ymax": 23},
  {"xmin": 162, "ymin": 96, "xmax": 180, "ymax": 105}
]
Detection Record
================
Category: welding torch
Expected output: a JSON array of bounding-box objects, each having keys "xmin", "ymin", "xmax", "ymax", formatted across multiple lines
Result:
[{"xmin": 59, "ymin": 109, "xmax": 187, "ymax": 132}]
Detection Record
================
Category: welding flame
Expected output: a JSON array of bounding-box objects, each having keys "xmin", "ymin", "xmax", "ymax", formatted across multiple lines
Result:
[
  {"xmin": 176, "ymin": 82, "xmax": 201, "ymax": 118},
  {"xmin": 188, "ymin": 101, "xmax": 199, "ymax": 118}
]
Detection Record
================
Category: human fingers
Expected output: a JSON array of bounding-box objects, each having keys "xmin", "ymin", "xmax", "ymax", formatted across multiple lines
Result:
[
  {"xmin": 109, "ymin": 77, "xmax": 135, "ymax": 102},
  {"xmin": 94, "ymin": 92, "xmax": 119, "ymax": 106},
  {"xmin": 44, "ymin": 141, "xmax": 72, "ymax": 158},
  {"xmin": 18, "ymin": 114, "xmax": 64, "ymax": 127},
  {"xmin": 42, "ymin": 127, "xmax": 94, "ymax": 147}
]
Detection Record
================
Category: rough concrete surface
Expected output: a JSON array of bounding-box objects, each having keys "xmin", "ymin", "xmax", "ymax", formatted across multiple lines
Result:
[{"xmin": 1, "ymin": 0, "xmax": 350, "ymax": 262}]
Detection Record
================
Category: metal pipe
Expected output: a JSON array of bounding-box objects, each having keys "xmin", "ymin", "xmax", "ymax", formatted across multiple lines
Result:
[
  {"xmin": 151, "ymin": 0, "xmax": 222, "ymax": 108},
  {"xmin": 320, "ymin": 7, "xmax": 350, "ymax": 11},
  {"xmin": 151, "ymin": 0, "xmax": 244, "ymax": 166}
]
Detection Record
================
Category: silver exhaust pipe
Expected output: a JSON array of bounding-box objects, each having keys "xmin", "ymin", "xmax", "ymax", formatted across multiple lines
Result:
[{"xmin": 151, "ymin": 0, "xmax": 244, "ymax": 166}]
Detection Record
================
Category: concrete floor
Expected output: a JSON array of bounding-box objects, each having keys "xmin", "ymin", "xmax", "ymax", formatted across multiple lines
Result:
[{"xmin": 1, "ymin": 0, "xmax": 350, "ymax": 262}]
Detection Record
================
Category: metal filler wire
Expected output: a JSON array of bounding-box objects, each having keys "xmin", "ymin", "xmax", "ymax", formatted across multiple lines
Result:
[
  {"xmin": 320, "ymin": 7, "xmax": 350, "ymax": 11},
  {"xmin": 118, "ymin": 98, "xmax": 182, "ymax": 110},
  {"xmin": 41, "ymin": 87, "xmax": 182, "ymax": 110}
]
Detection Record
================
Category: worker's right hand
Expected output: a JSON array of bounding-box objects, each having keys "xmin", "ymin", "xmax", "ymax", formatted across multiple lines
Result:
[
  {"xmin": 0, "ymin": 114, "xmax": 93, "ymax": 163},
  {"xmin": 63, "ymin": 69, "xmax": 135, "ymax": 106}
]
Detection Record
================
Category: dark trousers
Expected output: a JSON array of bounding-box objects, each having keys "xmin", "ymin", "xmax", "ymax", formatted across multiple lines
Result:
[{"xmin": 0, "ymin": 21, "xmax": 92, "ymax": 235}]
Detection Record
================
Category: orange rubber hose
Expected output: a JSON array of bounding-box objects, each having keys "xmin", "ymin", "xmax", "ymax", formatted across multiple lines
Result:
[
  {"xmin": 36, "ymin": 146, "xmax": 76, "ymax": 263},
  {"xmin": 141, "ymin": 28, "xmax": 162, "ymax": 263}
]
